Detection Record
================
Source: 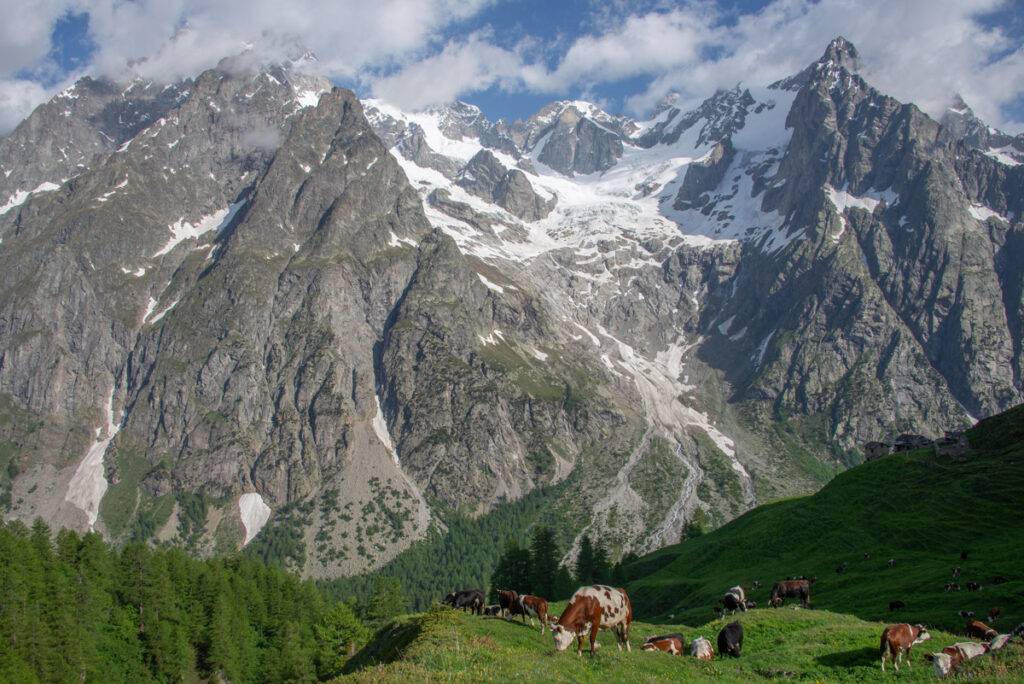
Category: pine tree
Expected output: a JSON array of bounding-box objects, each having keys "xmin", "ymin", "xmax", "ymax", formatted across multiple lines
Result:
[
  {"xmin": 364, "ymin": 576, "xmax": 406, "ymax": 626},
  {"xmin": 575, "ymin": 535, "xmax": 595, "ymax": 585},
  {"xmin": 528, "ymin": 526, "xmax": 559, "ymax": 599},
  {"xmin": 591, "ymin": 541, "xmax": 611, "ymax": 584},
  {"xmin": 314, "ymin": 600, "xmax": 368, "ymax": 679}
]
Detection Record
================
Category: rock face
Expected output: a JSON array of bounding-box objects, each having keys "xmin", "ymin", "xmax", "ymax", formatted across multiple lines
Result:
[
  {"xmin": 1, "ymin": 38, "xmax": 1022, "ymax": 576},
  {"xmin": 457, "ymin": 150, "xmax": 554, "ymax": 220}
]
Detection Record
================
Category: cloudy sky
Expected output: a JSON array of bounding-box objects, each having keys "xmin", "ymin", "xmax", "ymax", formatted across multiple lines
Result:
[{"xmin": 1, "ymin": 0, "xmax": 1022, "ymax": 136}]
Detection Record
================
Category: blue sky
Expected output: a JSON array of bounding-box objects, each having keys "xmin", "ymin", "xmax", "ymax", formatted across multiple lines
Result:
[{"xmin": 1, "ymin": 0, "xmax": 1022, "ymax": 134}]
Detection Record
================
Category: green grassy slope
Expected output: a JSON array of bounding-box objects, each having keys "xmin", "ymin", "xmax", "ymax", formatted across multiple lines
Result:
[
  {"xmin": 335, "ymin": 604, "xmax": 1021, "ymax": 682},
  {"xmin": 619, "ymin": 404, "xmax": 1024, "ymax": 633}
]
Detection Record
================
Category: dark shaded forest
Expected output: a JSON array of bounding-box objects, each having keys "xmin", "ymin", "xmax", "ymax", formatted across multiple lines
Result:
[{"xmin": 0, "ymin": 518, "xmax": 388, "ymax": 683}]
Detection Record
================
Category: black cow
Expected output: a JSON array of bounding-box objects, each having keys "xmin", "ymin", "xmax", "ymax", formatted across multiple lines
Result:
[
  {"xmin": 442, "ymin": 589, "xmax": 484, "ymax": 615},
  {"xmin": 718, "ymin": 593, "xmax": 745, "ymax": 615},
  {"xmin": 717, "ymin": 621, "xmax": 743, "ymax": 658}
]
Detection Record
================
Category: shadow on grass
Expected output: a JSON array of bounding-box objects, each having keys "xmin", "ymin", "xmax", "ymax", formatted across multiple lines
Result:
[{"xmin": 814, "ymin": 645, "xmax": 878, "ymax": 668}]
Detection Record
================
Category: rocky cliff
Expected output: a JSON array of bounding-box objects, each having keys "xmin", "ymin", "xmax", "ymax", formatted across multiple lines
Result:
[{"xmin": 0, "ymin": 39, "xmax": 1021, "ymax": 576}]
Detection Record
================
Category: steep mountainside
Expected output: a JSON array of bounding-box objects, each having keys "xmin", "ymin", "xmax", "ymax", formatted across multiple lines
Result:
[{"xmin": 0, "ymin": 39, "xmax": 1021, "ymax": 577}]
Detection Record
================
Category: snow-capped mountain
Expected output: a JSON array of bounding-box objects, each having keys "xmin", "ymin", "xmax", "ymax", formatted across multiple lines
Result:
[{"xmin": 0, "ymin": 38, "xmax": 1021, "ymax": 577}]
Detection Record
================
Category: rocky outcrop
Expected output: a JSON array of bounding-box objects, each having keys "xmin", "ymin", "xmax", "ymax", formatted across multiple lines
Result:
[
  {"xmin": 535, "ymin": 105, "xmax": 624, "ymax": 175},
  {"xmin": 456, "ymin": 150, "xmax": 554, "ymax": 221}
]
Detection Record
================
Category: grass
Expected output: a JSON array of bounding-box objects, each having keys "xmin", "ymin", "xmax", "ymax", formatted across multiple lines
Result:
[
  {"xmin": 335, "ymin": 604, "xmax": 1022, "ymax": 682},
  {"xmin": 333, "ymin": 404, "xmax": 1024, "ymax": 682},
  {"xmin": 620, "ymin": 404, "xmax": 1024, "ymax": 634}
]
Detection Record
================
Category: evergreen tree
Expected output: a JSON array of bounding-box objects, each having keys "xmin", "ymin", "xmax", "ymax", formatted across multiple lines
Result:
[
  {"xmin": 591, "ymin": 541, "xmax": 611, "ymax": 584},
  {"xmin": 364, "ymin": 576, "xmax": 406, "ymax": 626},
  {"xmin": 314, "ymin": 600, "xmax": 368, "ymax": 679},
  {"xmin": 575, "ymin": 535, "xmax": 595, "ymax": 585},
  {"xmin": 552, "ymin": 565, "xmax": 576, "ymax": 601},
  {"xmin": 611, "ymin": 551, "xmax": 639, "ymax": 586},
  {"xmin": 488, "ymin": 538, "xmax": 531, "ymax": 600},
  {"xmin": 528, "ymin": 526, "xmax": 559, "ymax": 599}
]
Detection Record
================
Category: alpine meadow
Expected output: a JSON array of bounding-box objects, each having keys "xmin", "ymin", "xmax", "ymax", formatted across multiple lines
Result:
[{"xmin": 1, "ymin": 3, "xmax": 1023, "ymax": 681}]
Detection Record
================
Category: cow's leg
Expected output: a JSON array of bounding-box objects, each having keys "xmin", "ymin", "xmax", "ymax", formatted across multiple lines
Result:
[
  {"xmin": 590, "ymin": 624, "xmax": 601, "ymax": 656},
  {"xmin": 577, "ymin": 634, "xmax": 584, "ymax": 657}
]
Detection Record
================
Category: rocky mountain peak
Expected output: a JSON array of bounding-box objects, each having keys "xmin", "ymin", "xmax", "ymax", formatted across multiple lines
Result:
[{"xmin": 820, "ymin": 35, "xmax": 862, "ymax": 73}]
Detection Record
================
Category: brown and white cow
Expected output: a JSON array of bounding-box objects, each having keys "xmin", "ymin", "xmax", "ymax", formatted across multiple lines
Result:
[
  {"xmin": 511, "ymin": 594, "xmax": 550, "ymax": 632},
  {"xmin": 880, "ymin": 623, "xmax": 931, "ymax": 672},
  {"xmin": 965, "ymin": 618, "xmax": 998, "ymax": 640},
  {"xmin": 690, "ymin": 635, "xmax": 714, "ymax": 660},
  {"xmin": 923, "ymin": 641, "xmax": 989, "ymax": 678},
  {"xmin": 769, "ymin": 579, "xmax": 810, "ymax": 608},
  {"xmin": 550, "ymin": 585, "xmax": 632, "ymax": 657},
  {"xmin": 497, "ymin": 589, "xmax": 519, "ymax": 618},
  {"xmin": 641, "ymin": 633, "xmax": 685, "ymax": 655}
]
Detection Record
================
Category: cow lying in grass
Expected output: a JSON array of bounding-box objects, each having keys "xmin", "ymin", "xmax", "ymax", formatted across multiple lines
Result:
[{"xmin": 923, "ymin": 641, "xmax": 989, "ymax": 678}]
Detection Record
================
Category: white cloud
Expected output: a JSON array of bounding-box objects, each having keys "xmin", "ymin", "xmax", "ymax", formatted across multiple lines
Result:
[
  {"xmin": 609, "ymin": 0, "xmax": 1024, "ymax": 132},
  {"xmin": 371, "ymin": 33, "xmax": 528, "ymax": 110},
  {"xmin": 0, "ymin": 78, "xmax": 51, "ymax": 135},
  {"xmin": 0, "ymin": 0, "xmax": 1022, "ymax": 136},
  {"xmin": 0, "ymin": 0, "xmax": 70, "ymax": 78}
]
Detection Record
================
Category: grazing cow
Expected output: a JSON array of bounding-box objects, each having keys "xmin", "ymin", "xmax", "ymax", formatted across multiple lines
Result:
[
  {"xmin": 965, "ymin": 618, "xmax": 997, "ymax": 640},
  {"xmin": 746, "ymin": 600, "xmax": 757, "ymax": 609},
  {"xmin": 442, "ymin": 589, "xmax": 485, "ymax": 615},
  {"xmin": 1014, "ymin": 622, "xmax": 1024, "ymax": 638},
  {"xmin": 864, "ymin": 553, "xmax": 871, "ymax": 559},
  {"xmin": 835, "ymin": 565, "xmax": 845, "ymax": 574},
  {"xmin": 769, "ymin": 580, "xmax": 810, "ymax": 608},
  {"xmin": 952, "ymin": 566, "xmax": 961, "ymax": 577},
  {"xmin": 752, "ymin": 580, "xmax": 761, "ymax": 589},
  {"xmin": 511, "ymin": 595, "xmax": 549, "ymax": 633},
  {"xmin": 718, "ymin": 585, "xmax": 746, "ymax": 615},
  {"xmin": 641, "ymin": 633, "xmax": 685, "ymax": 655},
  {"xmin": 550, "ymin": 585, "xmax": 632, "ymax": 657},
  {"xmin": 961, "ymin": 550, "xmax": 969, "ymax": 560},
  {"xmin": 889, "ymin": 600, "xmax": 905, "ymax": 611},
  {"xmin": 887, "ymin": 558, "xmax": 895, "ymax": 568},
  {"xmin": 945, "ymin": 583, "xmax": 961, "ymax": 592},
  {"xmin": 483, "ymin": 605, "xmax": 501, "ymax": 616},
  {"xmin": 717, "ymin": 621, "xmax": 743, "ymax": 658},
  {"xmin": 992, "ymin": 575, "xmax": 1007, "ymax": 585},
  {"xmin": 989, "ymin": 607, "xmax": 1000, "ymax": 623},
  {"xmin": 690, "ymin": 635, "xmax": 714, "ymax": 660},
  {"xmin": 880, "ymin": 623, "xmax": 930, "ymax": 671},
  {"xmin": 923, "ymin": 642, "xmax": 989, "ymax": 678},
  {"xmin": 966, "ymin": 582, "xmax": 981, "ymax": 592},
  {"xmin": 497, "ymin": 589, "xmax": 519, "ymax": 618}
]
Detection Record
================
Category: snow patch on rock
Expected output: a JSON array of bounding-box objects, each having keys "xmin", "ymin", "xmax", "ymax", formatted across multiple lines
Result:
[
  {"xmin": 64, "ymin": 389, "xmax": 122, "ymax": 531},
  {"xmin": 239, "ymin": 493, "xmax": 271, "ymax": 546}
]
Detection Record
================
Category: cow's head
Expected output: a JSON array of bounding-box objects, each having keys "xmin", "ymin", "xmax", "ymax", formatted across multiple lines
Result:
[
  {"xmin": 912, "ymin": 625, "xmax": 931, "ymax": 645},
  {"xmin": 924, "ymin": 652, "xmax": 953, "ymax": 677},
  {"xmin": 550, "ymin": 624, "xmax": 576, "ymax": 651}
]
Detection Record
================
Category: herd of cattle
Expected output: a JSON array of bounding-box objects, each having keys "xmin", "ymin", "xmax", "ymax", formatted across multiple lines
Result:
[{"xmin": 441, "ymin": 578, "xmax": 1022, "ymax": 677}]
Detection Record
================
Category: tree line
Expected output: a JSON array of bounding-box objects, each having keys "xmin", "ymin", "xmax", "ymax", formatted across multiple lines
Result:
[
  {"xmin": 0, "ymin": 518, "xmax": 404, "ymax": 683},
  {"xmin": 487, "ymin": 527, "xmax": 636, "ymax": 604}
]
